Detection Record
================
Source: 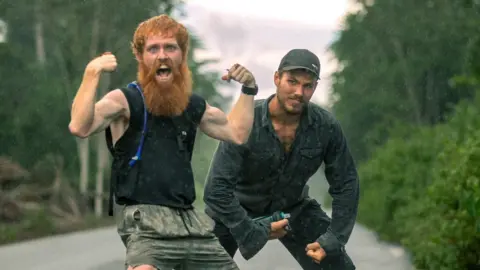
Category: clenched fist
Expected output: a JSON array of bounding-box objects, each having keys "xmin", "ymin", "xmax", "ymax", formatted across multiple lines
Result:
[
  {"xmin": 222, "ymin": 63, "xmax": 256, "ymax": 88},
  {"xmin": 305, "ymin": 242, "xmax": 326, "ymax": 264},
  {"xmin": 86, "ymin": 51, "xmax": 118, "ymax": 74}
]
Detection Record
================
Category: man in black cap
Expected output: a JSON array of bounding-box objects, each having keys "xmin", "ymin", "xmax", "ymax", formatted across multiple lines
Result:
[{"xmin": 203, "ymin": 49, "xmax": 359, "ymax": 269}]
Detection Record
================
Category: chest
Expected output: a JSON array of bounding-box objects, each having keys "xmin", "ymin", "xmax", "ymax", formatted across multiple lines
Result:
[
  {"xmin": 272, "ymin": 122, "xmax": 299, "ymax": 152},
  {"xmin": 243, "ymin": 124, "xmax": 326, "ymax": 185}
]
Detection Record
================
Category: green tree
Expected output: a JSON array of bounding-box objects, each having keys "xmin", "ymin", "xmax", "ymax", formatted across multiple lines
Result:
[{"xmin": 329, "ymin": 0, "xmax": 479, "ymax": 161}]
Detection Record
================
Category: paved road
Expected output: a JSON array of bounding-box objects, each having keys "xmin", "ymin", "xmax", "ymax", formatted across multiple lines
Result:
[{"xmin": 0, "ymin": 211, "xmax": 413, "ymax": 270}]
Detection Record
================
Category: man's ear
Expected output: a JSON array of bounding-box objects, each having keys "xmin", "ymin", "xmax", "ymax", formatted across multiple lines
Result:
[{"xmin": 274, "ymin": 71, "xmax": 280, "ymax": 87}]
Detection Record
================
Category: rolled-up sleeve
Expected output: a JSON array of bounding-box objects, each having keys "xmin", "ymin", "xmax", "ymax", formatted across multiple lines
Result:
[
  {"xmin": 203, "ymin": 141, "xmax": 270, "ymax": 260},
  {"xmin": 316, "ymin": 119, "xmax": 360, "ymax": 255}
]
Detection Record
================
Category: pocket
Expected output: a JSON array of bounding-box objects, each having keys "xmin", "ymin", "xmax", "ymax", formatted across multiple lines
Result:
[
  {"xmin": 186, "ymin": 209, "xmax": 215, "ymax": 237},
  {"xmin": 299, "ymin": 147, "xmax": 323, "ymax": 160},
  {"xmin": 116, "ymin": 204, "xmax": 135, "ymax": 245},
  {"xmin": 297, "ymin": 147, "xmax": 324, "ymax": 176},
  {"xmin": 127, "ymin": 205, "xmax": 191, "ymax": 238}
]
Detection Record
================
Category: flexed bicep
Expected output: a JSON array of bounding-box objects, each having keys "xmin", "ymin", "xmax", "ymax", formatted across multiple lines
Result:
[
  {"xmin": 199, "ymin": 103, "xmax": 240, "ymax": 144},
  {"xmin": 73, "ymin": 89, "xmax": 129, "ymax": 137}
]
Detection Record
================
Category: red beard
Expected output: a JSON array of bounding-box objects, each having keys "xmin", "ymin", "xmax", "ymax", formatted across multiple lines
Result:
[{"xmin": 137, "ymin": 58, "xmax": 192, "ymax": 117}]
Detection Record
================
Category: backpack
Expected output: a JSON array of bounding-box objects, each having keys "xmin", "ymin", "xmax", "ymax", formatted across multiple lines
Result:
[{"xmin": 104, "ymin": 81, "xmax": 195, "ymax": 216}]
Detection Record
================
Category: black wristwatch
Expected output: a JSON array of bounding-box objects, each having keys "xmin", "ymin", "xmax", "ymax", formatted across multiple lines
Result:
[{"xmin": 241, "ymin": 84, "xmax": 258, "ymax": 96}]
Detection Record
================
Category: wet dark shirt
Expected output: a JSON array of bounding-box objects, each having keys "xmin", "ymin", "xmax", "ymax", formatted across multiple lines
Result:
[{"xmin": 204, "ymin": 94, "xmax": 359, "ymax": 259}]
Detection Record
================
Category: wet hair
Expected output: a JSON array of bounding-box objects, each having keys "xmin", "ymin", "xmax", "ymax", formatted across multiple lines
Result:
[{"xmin": 131, "ymin": 14, "xmax": 189, "ymax": 60}]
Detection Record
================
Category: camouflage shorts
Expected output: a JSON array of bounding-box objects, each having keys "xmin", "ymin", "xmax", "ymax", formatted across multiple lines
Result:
[{"xmin": 116, "ymin": 204, "xmax": 239, "ymax": 270}]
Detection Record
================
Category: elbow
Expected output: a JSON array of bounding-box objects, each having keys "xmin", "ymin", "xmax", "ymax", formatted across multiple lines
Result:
[
  {"xmin": 203, "ymin": 182, "xmax": 218, "ymax": 205},
  {"xmin": 68, "ymin": 122, "xmax": 89, "ymax": 138},
  {"xmin": 203, "ymin": 188, "xmax": 217, "ymax": 208},
  {"xmin": 203, "ymin": 182, "xmax": 228, "ymax": 208},
  {"xmin": 231, "ymin": 129, "xmax": 249, "ymax": 145},
  {"xmin": 231, "ymin": 136, "xmax": 246, "ymax": 146}
]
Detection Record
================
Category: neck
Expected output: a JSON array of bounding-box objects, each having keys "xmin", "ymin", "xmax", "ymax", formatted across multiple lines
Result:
[{"xmin": 269, "ymin": 95, "xmax": 302, "ymax": 125}]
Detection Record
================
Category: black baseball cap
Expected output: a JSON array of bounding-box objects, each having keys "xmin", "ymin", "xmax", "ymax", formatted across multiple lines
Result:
[{"xmin": 277, "ymin": 49, "xmax": 321, "ymax": 79}]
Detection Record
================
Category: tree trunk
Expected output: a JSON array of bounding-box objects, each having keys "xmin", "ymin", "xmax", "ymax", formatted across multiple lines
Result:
[
  {"xmin": 391, "ymin": 38, "xmax": 423, "ymax": 125},
  {"xmin": 34, "ymin": 0, "xmax": 46, "ymax": 65},
  {"xmin": 94, "ymin": 131, "xmax": 108, "ymax": 217},
  {"xmin": 77, "ymin": 139, "xmax": 90, "ymax": 198},
  {"xmin": 91, "ymin": 0, "xmax": 108, "ymax": 217},
  {"xmin": 94, "ymin": 72, "xmax": 110, "ymax": 217},
  {"xmin": 79, "ymin": 0, "xmax": 103, "ymax": 203}
]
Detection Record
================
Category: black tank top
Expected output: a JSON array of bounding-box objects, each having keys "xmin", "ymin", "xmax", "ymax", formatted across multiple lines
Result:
[{"xmin": 108, "ymin": 86, "xmax": 206, "ymax": 209}]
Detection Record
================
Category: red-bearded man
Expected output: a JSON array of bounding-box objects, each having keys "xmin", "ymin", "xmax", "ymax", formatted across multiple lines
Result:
[{"xmin": 69, "ymin": 14, "xmax": 257, "ymax": 270}]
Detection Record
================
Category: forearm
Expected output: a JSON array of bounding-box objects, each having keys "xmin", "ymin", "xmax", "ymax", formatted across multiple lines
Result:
[
  {"xmin": 204, "ymin": 183, "xmax": 269, "ymax": 260},
  {"xmin": 327, "ymin": 172, "xmax": 359, "ymax": 242},
  {"xmin": 69, "ymin": 68, "xmax": 101, "ymax": 136},
  {"xmin": 318, "ymin": 165, "xmax": 359, "ymax": 254},
  {"xmin": 226, "ymin": 93, "xmax": 255, "ymax": 144},
  {"xmin": 204, "ymin": 180, "xmax": 251, "ymax": 228},
  {"xmin": 317, "ymin": 120, "xmax": 360, "ymax": 254}
]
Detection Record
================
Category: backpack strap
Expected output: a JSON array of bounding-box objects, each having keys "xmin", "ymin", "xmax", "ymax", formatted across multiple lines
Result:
[
  {"xmin": 125, "ymin": 82, "xmax": 148, "ymax": 167},
  {"xmin": 105, "ymin": 128, "xmax": 115, "ymax": 156},
  {"xmin": 106, "ymin": 81, "xmax": 147, "ymax": 216}
]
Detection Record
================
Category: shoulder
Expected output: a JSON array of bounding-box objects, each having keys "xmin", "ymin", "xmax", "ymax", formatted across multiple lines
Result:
[
  {"xmin": 254, "ymin": 98, "xmax": 266, "ymax": 110},
  {"xmin": 252, "ymin": 98, "xmax": 267, "ymax": 119},
  {"xmin": 104, "ymin": 87, "xmax": 142, "ymax": 125},
  {"xmin": 189, "ymin": 92, "xmax": 206, "ymax": 105},
  {"xmin": 104, "ymin": 88, "xmax": 127, "ymax": 102},
  {"xmin": 187, "ymin": 93, "xmax": 207, "ymax": 125},
  {"xmin": 101, "ymin": 88, "xmax": 129, "ymax": 113},
  {"xmin": 308, "ymin": 103, "xmax": 338, "ymax": 125}
]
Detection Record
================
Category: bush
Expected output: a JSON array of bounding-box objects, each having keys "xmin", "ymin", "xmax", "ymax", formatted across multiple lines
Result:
[
  {"xmin": 0, "ymin": 209, "xmax": 55, "ymax": 245},
  {"xmin": 357, "ymin": 93, "xmax": 480, "ymax": 269},
  {"xmin": 357, "ymin": 126, "xmax": 443, "ymax": 242},
  {"xmin": 398, "ymin": 132, "xmax": 480, "ymax": 269}
]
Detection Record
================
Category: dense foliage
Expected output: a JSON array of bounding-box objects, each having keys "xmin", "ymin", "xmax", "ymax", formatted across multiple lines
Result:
[{"xmin": 330, "ymin": 0, "xmax": 480, "ymax": 268}]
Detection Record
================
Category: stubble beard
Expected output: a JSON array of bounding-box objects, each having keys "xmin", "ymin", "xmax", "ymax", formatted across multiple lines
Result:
[{"xmin": 277, "ymin": 93, "xmax": 305, "ymax": 116}]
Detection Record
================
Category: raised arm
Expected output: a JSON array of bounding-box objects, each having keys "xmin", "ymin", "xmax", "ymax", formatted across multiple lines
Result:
[
  {"xmin": 68, "ymin": 52, "xmax": 128, "ymax": 138},
  {"xmin": 199, "ymin": 63, "xmax": 257, "ymax": 145}
]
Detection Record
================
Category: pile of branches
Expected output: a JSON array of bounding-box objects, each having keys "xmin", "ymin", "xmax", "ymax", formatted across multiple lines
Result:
[{"xmin": 0, "ymin": 155, "xmax": 88, "ymax": 226}]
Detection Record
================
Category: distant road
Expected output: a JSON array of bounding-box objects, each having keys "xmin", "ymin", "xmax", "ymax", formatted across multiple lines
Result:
[{"xmin": 0, "ymin": 209, "xmax": 413, "ymax": 270}]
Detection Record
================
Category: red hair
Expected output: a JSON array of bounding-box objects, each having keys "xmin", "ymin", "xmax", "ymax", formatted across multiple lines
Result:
[{"xmin": 131, "ymin": 14, "xmax": 190, "ymax": 61}]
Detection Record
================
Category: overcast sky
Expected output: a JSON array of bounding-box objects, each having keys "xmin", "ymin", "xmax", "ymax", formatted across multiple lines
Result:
[
  {"xmin": 180, "ymin": 0, "xmax": 359, "ymax": 106},
  {"xmin": 186, "ymin": 0, "xmax": 351, "ymax": 29}
]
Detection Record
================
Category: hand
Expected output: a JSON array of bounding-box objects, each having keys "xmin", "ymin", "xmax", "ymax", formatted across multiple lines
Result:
[
  {"xmin": 86, "ymin": 51, "xmax": 118, "ymax": 74},
  {"xmin": 221, "ymin": 63, "xmax": 256, "ymax": 88},
  {"xmin": 269, "ymin": 219, "xmax": 289, "ymax": 240},
  {"xmin": 305, "ymin": 242, "xmax": 326, "ymax": 264}
]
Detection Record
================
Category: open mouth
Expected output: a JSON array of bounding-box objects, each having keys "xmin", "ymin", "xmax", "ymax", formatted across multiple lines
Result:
[{"xmin": 156, "ymin": 66, "xmax": 172, "ymax": 78}]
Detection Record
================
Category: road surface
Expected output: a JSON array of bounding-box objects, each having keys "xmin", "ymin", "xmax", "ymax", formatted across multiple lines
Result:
[{"xmin": 0, "ymin": 211, "xmax": 413, "ymax": 270}]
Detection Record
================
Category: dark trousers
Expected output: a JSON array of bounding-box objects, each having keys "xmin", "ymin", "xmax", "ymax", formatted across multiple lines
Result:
[{"xmin": 212, "ymin": 198, "xmax": 356, "ymax": 270}]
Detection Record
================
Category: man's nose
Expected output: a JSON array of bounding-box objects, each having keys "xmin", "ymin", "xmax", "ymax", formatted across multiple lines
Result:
[
  {"xmin": 294, "ymin": 85, "xmax": 304, "ymax": 96},
  {"xmin": 157, "ymin": 49, "xmax": 168, "ymax": 60}
]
